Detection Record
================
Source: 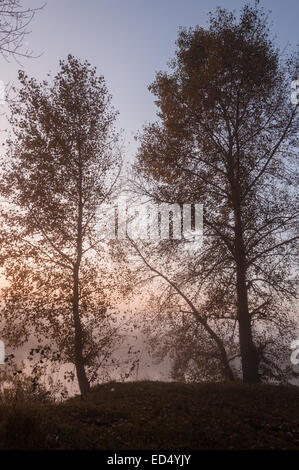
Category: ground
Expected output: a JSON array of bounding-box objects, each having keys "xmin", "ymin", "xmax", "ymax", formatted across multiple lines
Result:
[{"xmin": 0, "ymin": 381, "xmax": 298, "ymax": 450}]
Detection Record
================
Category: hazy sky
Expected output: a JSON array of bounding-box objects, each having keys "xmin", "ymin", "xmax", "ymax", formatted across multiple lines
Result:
[{"xmin": 1, "ymin": 0, "xmax": 298, "ymax": 159}]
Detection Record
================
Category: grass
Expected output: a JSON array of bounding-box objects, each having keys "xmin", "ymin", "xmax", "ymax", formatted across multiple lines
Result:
[{"xmin": 0, "ymin": 381, "xmax": 298, "ymax": 450}]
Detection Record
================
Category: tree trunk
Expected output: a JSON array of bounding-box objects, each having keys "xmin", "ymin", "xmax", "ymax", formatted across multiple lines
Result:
[
  {"xmin": 72, "ymin": 148, "xmax": 90, "ymax": 396},
  {"xmin": 233, "ymin": 191, "xmax": 260, "ymax": 383},
  {"xmin": 235, "ymin": 259, "xmax": 259, "ymax": 382},
  {"xmin": 73, "ymin": 263, "xmax": 90, "ymax": 395}
]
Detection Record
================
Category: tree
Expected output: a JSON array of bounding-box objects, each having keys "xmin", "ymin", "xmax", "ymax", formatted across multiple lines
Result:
[
  {"xmin": 134, "ymin": 4, "xmax": 298, "ymax": 383},
  {"xmin": 117, "ymin": 238, "xmax": 237, "ymax": 382},
  {"xmin": 0, "ymin": 0, "xmax": 43, "ymax": 60},
  {"xmin": 0, "ymin": 55, "xmax": 123, "ymax": 395}
]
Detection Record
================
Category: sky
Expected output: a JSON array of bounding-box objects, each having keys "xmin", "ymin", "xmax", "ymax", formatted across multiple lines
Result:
[{"xmin": 0, "ymin": 0, "xmax": 298, "ymax": 160}]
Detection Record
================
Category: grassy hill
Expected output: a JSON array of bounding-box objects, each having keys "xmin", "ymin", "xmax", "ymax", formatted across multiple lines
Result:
[{"xmin": 0, "ymin": 381, "xmax": 298, "ymax": 450}]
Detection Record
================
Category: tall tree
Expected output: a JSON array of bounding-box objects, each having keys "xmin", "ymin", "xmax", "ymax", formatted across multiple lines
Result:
[
  {"xmin": 0, "ymin": 55, "xmax": 122, "ymax": 395},
  {"xmin": 135, "ymin": 4, "xmax": 298, "ymax": 383}
]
